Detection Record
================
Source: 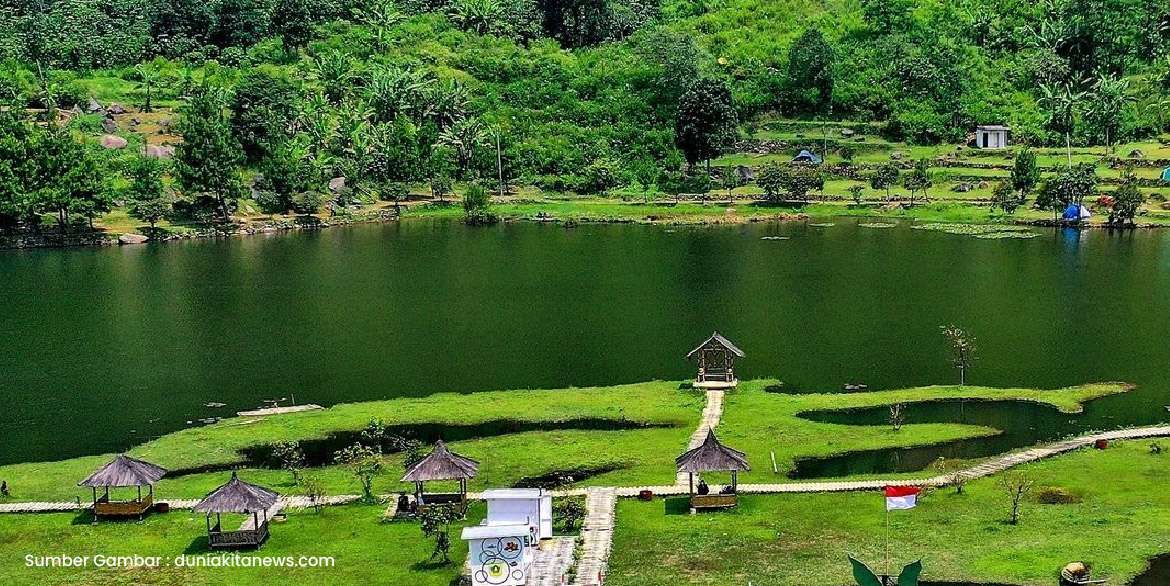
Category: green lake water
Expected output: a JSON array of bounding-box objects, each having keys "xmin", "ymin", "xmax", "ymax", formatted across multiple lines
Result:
[{"xmin": 2, "ymin": 218, "xmax": 1169, "ymax": 466}]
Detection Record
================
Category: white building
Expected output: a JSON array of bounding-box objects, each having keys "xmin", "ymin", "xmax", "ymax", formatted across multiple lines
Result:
[
  {"xmin": 975, "ymin": 125, "xmax": 1010, "ymax": 149},
  {"xmin": 461, "ymin": 489, "xmax": 554, "ymax": 586}
]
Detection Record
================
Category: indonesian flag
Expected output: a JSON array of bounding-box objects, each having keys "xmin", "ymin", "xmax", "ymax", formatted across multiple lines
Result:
[{"xmin": 884, "ymin": 486, "xmax": 920, "ymax": 511}]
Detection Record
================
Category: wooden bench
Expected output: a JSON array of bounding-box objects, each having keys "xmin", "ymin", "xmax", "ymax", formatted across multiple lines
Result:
[
  {"xmin": 690, "ymin": 493, "xmax": 737, "ymax": 510},
  {"xmin": 94, "ymin": 495, "xmax": 153, "ymax": 518}
]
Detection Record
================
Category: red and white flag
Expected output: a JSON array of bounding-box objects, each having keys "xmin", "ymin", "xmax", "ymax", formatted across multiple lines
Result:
[{"xmin": 884, "ymin": 486, "xmax": 921, "ymax": 511}]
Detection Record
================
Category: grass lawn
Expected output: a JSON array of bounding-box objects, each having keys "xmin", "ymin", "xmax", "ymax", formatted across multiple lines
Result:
[
  {"xmin": 608, "ymin": 441, "xmax": 1170, "ymax": 585},
  {"xmin": 0, "ymin": 502, "xmax": 482, "ymax": 585},
  {"xmin": 710, "ymin": 380, "xmax": 1130, "ymax": 483}
]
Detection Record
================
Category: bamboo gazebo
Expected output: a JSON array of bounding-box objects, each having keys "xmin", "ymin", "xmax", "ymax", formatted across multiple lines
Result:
[
  {"xmin": 675, "ymin": 430, "xmax": 750, "ymax": 511},
  {"xmin": 687, "ymin": 332, "xmax": 744, "ymax": 389},
  {"xmin": 78, "ymin": 454, "xmax": 167, "ymax": 520},
  {"xmin": 193, "ymin": 472, "xmax": 280, "ymax": 549},
  {"xmin": 401, "ymin": 440, "xmax": 479, "ymax": 515}
]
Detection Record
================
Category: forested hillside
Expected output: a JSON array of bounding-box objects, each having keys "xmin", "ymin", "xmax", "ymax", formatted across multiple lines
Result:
[{"xmin": 0, "ymin": 0, "xmax": 1168, "ymax": 229}]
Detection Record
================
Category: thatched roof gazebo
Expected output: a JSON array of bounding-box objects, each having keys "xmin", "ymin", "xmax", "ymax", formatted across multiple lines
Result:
[
  {"xmin": 401, "ymin": 440, "xmax": 478, "ymax": 514},
  {"xmin": 687, "ymin": 332, "xmax": 744, "ymax": 389},
  {"xmin": 193, "ymin": 472, "xmax": 280, "ymax": 549},
  {"xmin": 78, "ymin": 454, "xmax": 166, "ymax": 519},
  {"xmin": 675, "ymin": 430, "xmax": 750, "ymax": 511}
]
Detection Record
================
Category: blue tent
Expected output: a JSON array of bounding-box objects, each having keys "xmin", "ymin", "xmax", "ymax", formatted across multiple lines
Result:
[
  {"xmin": 1161, "ymin": 167, "xmax": 1170, "ymax": 184},
  {"xmin": 792, "ymin": 150, "xmax": 823, "ymax": 164},
  {"xmin": 1062, "ymin": 203, "xmax": 1091, "ymax": 222}
]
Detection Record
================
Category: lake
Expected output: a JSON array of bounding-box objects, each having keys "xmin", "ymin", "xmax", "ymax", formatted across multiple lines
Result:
[{"xmin": 2, "ymin": 218, "xmax": 1169, "ymax": 466}]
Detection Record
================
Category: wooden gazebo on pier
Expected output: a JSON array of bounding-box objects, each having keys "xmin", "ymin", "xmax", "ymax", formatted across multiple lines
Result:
[
  {"xmin": 78, "ymin": 454, "xmax": 167, "ymax": 519},
  {"xmin": 193, "ymin": 472, "xmax": 280, "ymax": 549},
  {"xmin": 687, "ymin": 332, "xmax": 744, "ymax": 389},
  {"xmin": 675, "ymin": 430, "xmax": 750, "ymax": 511},
  {"xmin": 401, "ymin": 440, "xmax": 478, "ymax": 514}
]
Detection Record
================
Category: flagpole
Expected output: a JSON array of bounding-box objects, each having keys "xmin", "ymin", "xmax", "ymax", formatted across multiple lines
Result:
[{"xmin": 884, "ymin": 506, "xmax": 890, "ymax": 585}]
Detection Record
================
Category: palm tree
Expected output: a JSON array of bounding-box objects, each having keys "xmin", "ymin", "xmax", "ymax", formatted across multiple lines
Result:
[
  {"xmin": 309, "ymin": 50, "xmax": 356, "ymax": 105},
  {"xmin": 356, "ymin": 0, "xmax": 405, "ymax": 54},
  {"xmin": 135, "ymin": 62, "xmax": 163, "ymax": 113},
  {"xmin": 1039, "ymin": 83, "xmax": 1086, "ymax": 167},
  {"xmin": 364, "ymin": 65, "xmax": 433, "ymax": 123},
  {"xmin": 1088, "ymin": 75, "xmax": 1131, "ymax": 154}
]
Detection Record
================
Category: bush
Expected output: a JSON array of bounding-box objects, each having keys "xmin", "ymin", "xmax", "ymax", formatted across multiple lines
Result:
[{"xmin": 1035, "ymin": 486, "xmax": 1081, "ymax": 505}]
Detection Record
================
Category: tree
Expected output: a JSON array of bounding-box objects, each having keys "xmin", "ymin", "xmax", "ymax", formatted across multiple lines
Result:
[
  {"xmin": 1010, "ymin": 148, "xmax": 1040, "ymax": 196},
  {"xmin": 357, "ymin": 0, "xmax": 405, "ymax": 53},
  {"xmin": 902, "ymin": 159, "xmax": 931, "ymax": 204},
  {"xmin": 35, "ymin": 129, "xmax": 110, "ymax": 230},
  {"xmin": 256, "ymin": 137, "xmax": 324, "ymax": 214},
  {"xmin": 309, "ymin": 51, "xmax": 355, "ymax": 105},
  {"xmin": 1108, "ymin": 171, "xmax": 1144, "ymax": 227},
  {"xmin": 211, "ymin": 0, "xmax": 272, "ymax": 48},
  {"xmin": 787, "ymin": 28, "xmax": 835, "ymax": 115},
  {"xmin": 173, "ymin": 86, "xmax": 246, "ymax": 222},
  {"xmin": 272, "ymin": 0, "xmax": 317, "ymax": 55},
  {"xmin": 430, "ymin": 174, "xmax": 453, "ymax": 203},
  {"xmin": 674, "ymin": 78, "xmax": 736, "ymax": 172},
  {"xmin": 932, "ymin": 457, "xmax": 967, "ymax": 494},
  {"xmin": 861, "ymin": 0, "xmax": 913, "ymax": 34},
  {"xmin": 1087, "ymin": 75, "xmax": 1131, "ymax": 152},
  {"xmin": 940, "ymin": 324, "xmax": 975, "ymax": 386},
  {"xmin": 333, "ymin": 442, "xmax": 383, "ymax": 502},
  {"xmin": 134, "ymin": 62, "xmax": 163, "ymax": 113},
  {"xmin": 779, "ymin": 164, "xmax": 824, "ymax": 201},
  {"xmin": 272, "ymin": 440, "xmax": 305, "ymax": 485},
  {"xmin": 991, "ymin": 180, "xmax": 1023, "ymax": 215},
  {"xmin": 301, "ymin": 475, "xmax": 327, "ymax": 514},
  {"xmin": 720, "ymin": 167, "xmax": 741, "ymax": 198},
  {"xmin": 870, "ymin": 163, "xmax": 900, "ymax": 200},
  {"xmin": 462, "ymin": 184, "xmax": 497, "ymax": 224},
  {"xmin": 848, "ymin": 184, "xmax": 865, "ymax": 205},
  {"xmin": 420, "ymin": 504, "xmax": 459, "ymax": 563},
  {"xmin": 437, "ymin": 117, "xmax": 486, "ymax": 178},
  {"xmin": 229, "ymin": 70, "xmax": 301, "ymax": 162},
  {"xmin": 756, "ymin": 162, "xmax": 785, "ymax": 201},
  {"xmin": 1039, "ymin": 83, "xmax": 1086, "ymax": 167},
  {"xmin": 126, "ymin": 156, "xmax": 171, "ymax": 232},
  {"xmin": 451, "ymin": 0, "xmax": 505, "ymax": 35},
  {"xmin": 888, "ymin": 403, "xmax": 905, "ymax": 431},
  {"xmin": 999, "ymin": 471, "xmax": 1034, "ymax": 525}
]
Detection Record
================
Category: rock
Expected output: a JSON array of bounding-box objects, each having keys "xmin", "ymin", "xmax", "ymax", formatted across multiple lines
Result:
[
  {"xmin": 329, "ymin": 177, "xmax": 347, "ymax": 193},
  {"xmin": 100, "ymin": 134, "xmax": 128, "ymax": 149},
  {"xmin": 1129, "ymin": 149, "xmax": 1145, "ymax": 159},
  {"xmin": 890, "ymin": 151, "xmax": 905, "ymax": 161},
  {"xmin": 70, "ymin": 105, "xmax": 83, "ymax": 115},
  {"xmin": 86, "ymin": 98, "xmax": 104, "ymax": 113},
  {"xmin": 144, "ymin": 144, "xmax": 174, "ymax": 158},
  {"xmin": 977, "ymin": 181, "xmax": 989, "ymax": 190},
  {"xmin": 107, "ymin": 103, "xmax": 127, "ymax": 115},
  {"xmin": 952, "ymin": 182, "xmax": 973, "ymax": 193},
  {"xmin": 735, "ymin": 165, "xmax": 755, "ymax": 183},
  {"xmin": 118, "ymin": 233, "xmax": 149, "ymax": 245},
  {"xmin": 101, "ymin": 118, "xmax": 118, "ymax": 133},
  {"xmin": 840, "ymin": 128, "xmax": 856, "ymax": 137}
]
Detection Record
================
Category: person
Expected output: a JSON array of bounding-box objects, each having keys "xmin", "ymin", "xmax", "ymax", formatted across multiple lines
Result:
[
  {"xmin": 696, "ymin": 479, "xmax": 709, "ymax": 495},
  {"xmin": 1, "ymin": 481, "xmax": 8, "ymax": 497}
]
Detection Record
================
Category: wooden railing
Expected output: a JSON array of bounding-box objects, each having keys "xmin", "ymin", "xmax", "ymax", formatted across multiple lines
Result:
[
  {"xmin": 690, "ymin": 493, "xmax": 737, "ymax": 509},
  {"xmin": 94, "ymin": 495, "xmax": 153, "ymax": 517},
  {"xmin": 208, "ymin": 523, "xmax": 270, "ymax": 548}
]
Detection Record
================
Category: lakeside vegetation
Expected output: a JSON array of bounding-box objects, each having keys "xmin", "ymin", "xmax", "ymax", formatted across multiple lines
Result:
[
  {"xmin": 609, "ymin": 441, "xmax": 1170, "ymax": 585},
  {"xmin": 2, "ymin": 0, "xmax": 1169, "ymax": 243}
]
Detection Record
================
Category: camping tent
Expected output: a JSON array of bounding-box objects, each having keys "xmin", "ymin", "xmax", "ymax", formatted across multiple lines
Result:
[
  {"xmin": 792, "ymin": 150, "xmax": 823, "ymax": 164},
  {"xmin": 1062, "ymin": 203, "xmax": 1092, "ymax": 222},
  {"xmin": 1161, "ymin": 167, "xmax": 1170, "ymax": 184}
]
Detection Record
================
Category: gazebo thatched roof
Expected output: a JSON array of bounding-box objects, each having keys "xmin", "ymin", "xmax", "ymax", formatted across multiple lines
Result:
[
  {"xmin": 686, "ymin": 332, "xmax": 745, "ymax": 359},
  {"xmin": 193, "ymin": 472, "xmax": 279, "ymax": 514},
  {"xmin": 401, "ymin": 440, "xmax": 479, "ymax": 483},
  {"xmin": 78, "ymin": 455, "xmax": 167, "ymax": 488},
  {"xmin": 676, "ymin": 430, "xmax": 750, "ymax": 473}
]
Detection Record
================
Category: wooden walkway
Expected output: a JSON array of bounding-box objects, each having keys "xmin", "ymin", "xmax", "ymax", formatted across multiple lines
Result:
[
  {"xmin": 570, "ymin": 487, "xmax": 616, "ymax": 586},
  {"xmin": 676, "ymin": 390, "xmax": 725, "ymax": 487},
  {"xmin": 236, "ymin": 404, "xmax": 323, "ymax": 417},
  {"xmin": 529, "ymin": 536, "xmax": 578, "ymax": 586}
]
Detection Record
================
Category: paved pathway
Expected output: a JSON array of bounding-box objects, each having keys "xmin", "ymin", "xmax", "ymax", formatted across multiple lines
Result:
[
  {"xmin": 569, "ymin": 487, "xmax": 616, "ymax": 586},
  {"xmin": 530, "ymin": 536, "xmax": 577, "ymax": 586},
  {"xmin": 675, "ymin": 390, "xmax": 724, "ymax": 487}
]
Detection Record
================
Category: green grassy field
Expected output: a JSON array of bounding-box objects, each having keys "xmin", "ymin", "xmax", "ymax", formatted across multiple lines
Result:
[
  {"xmin": 609, "ymin": 441, "xmax": 1170, "ymax": 585},
  {"xmin": 0, "ymin": 502, "xmax": 483, "ymax": 585}
]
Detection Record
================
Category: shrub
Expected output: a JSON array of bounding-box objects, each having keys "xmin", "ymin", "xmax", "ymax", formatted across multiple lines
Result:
[{"xmin": 1035, "ymin": 486, "xmax": 1081, "ymax": 505}]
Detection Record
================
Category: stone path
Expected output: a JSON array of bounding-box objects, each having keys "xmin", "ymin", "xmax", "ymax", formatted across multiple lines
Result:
[
  {"xmin": 676, "ymin": 390, "xmax": 725, "ymax": 487},
  {"xmin": 570, "ymin": 487, "xmax": 616, "ymax": 586},
  {"xmin": 530, "ymin": 536, "xmax": 577, "ymax": 586}
]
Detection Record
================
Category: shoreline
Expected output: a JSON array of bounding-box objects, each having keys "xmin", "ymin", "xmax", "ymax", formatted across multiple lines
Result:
[{"xmin": 3, "ymin": 198, "xmax": 1167, "ymax": 251}]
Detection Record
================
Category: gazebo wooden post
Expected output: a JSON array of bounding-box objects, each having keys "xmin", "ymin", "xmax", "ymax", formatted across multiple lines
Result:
[
  {"xmin": 415, "ymin": 481, "xmax": 424, "ymax": 505},
  {"xmin": 732, "ymin": 471, "xmax": 738, "ymax": 493},
  {"xmin": 688, "ymin": 473, "xmax": 694, "ymax": 496},
  {"xmin": 137, "ymin": 485, "xmax": 142, "ymax": 503},
  {"xmin": 205, "ymin": 513, "xmax": 211, "ymax": 533},
  {"xmin": 91, "ymin": 487, "xmax": 97, "ymax": 506}
]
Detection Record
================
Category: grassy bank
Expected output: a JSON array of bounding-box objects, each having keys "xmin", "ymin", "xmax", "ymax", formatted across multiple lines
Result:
[
  {"xmin": 0, "ymin": 502, "xmax": 483, "ymax": 585},
  {"xmin": 609, "ymin": 441, "xmax": 1170, "ymax": 585},
  {"xmin": 0, "ymin": 381, "xmax": 1130, "ymax": 503}
]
